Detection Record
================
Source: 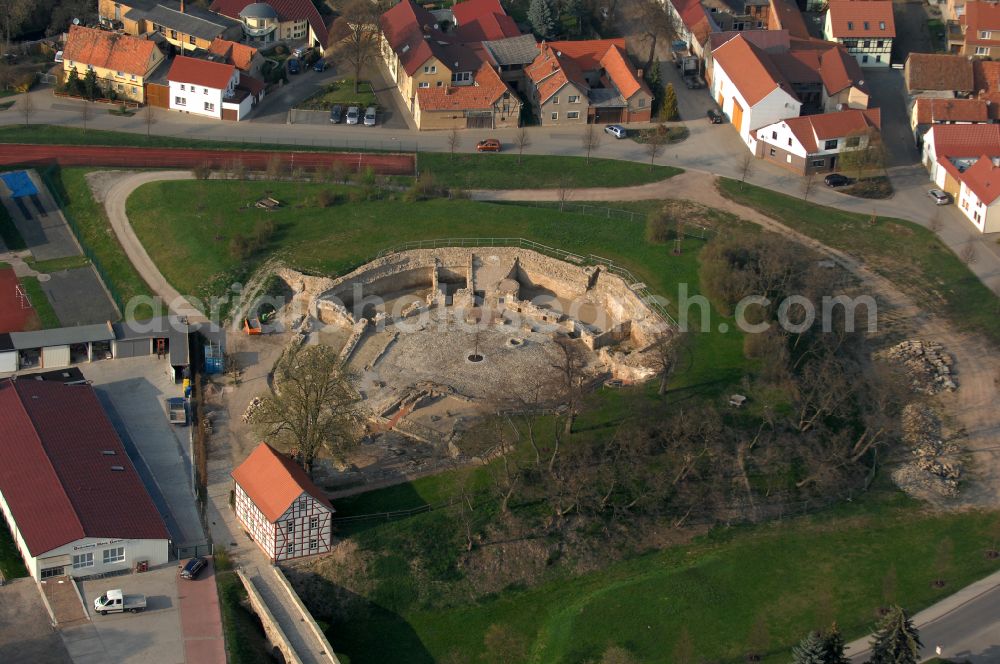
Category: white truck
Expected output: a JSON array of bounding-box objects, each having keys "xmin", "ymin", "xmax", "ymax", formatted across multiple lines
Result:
[{"xmin": 93, "ymin": 589, "xmax": 147, "ymax": 615}]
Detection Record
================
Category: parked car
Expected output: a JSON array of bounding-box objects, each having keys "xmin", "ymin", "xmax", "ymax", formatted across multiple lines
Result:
[
  {"xmin": 604, "ymin": 124, "xmax": 627, "ymax": 139},
  {"xmin": 313, "ymin": 59, "xmax": 327, "ymax": 72},
  {"xmin": 287, "ymin": 58, "xmax": 300, "ymax": 75},
  {"xmin": 683, "ymin": 75, "xmax": 704, "ymax": 89},
  {"xmin": 94, "ymin": 589, "xmax": 146, "ymax": 615},
  {"xmin": 330, "ymin": 104, "xmax": 343, "ymax": 123},
  {"xmin": 706, "ymin": 109, "xmax": 723, "ymax": 124},
  {"xmin": 180, "ymin": 557, "xmax": 207, "ymax": 580},
  {"xmin": 346, "ymin": 106, "xmax": 360, "ymax": 125},
  {"xmin": 476, "ymin": 138, "xmax": 502, "ymax": 152},
  {"xmin": 824, "ymin": 173, "xmax": 853, "ymax": 188},
  {"xmin": 292, "ymin": 46, "xmax": 311, "ymax": 59},
  {"xmin": 54, "ymin": 50, "xmax": 63, "ymax": 63},
  {"xmin": 166, "ymin": 397, "xmax": 187, "ymax": 426},
  {"xmin": 928, "ymin": 188, "xmax": 952, "ymax": 205},
  {"xmin": 363, "ymin": 106, "xmax": 377, "ymax": 126}
]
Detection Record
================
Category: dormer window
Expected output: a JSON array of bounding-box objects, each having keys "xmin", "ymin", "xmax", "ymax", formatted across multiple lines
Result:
[
  {"xmin": 863, "ymin": 21, "xmax": 869, "ymax": 29},
  {"xmin": 847, "ymin": 21, "xmax": 853, "ymax": 30},
  {"xmin": 879, "ymin": 21, "xmax": 886, "ymax": 29}
]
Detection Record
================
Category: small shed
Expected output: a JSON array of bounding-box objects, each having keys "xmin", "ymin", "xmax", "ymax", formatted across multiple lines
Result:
[
  {"xmin": 10, "ymin": 323, "xmax": 116, "ymax": 369},
  {"xmin": 0, "ymin": 333, "xmax": 16, "ymax": 373}
]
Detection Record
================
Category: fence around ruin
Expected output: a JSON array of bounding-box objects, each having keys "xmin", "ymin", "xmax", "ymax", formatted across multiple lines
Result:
[{"xmin": 368, "ymin": 237, "xmax": 678, "ymax": 326}]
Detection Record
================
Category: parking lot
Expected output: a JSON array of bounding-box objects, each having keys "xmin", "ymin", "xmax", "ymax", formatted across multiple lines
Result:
[
  {"xmin": 81, "ymin": 356, "xmax": 207, "ymax": 552},
  {"xmin": 61, "ymin": 565, "xmax": 184, "ymax": 664},
  {"xmin": 0, "ymin": 578, "xmax": 72, "ymax": 663}
]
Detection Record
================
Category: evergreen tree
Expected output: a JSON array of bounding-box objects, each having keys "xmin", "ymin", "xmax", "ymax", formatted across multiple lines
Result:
[
  {"xmin": 83, "ymin": 68, "xmax": 98, "ymax": 100},
  {"xmin": 867, "ymin": 606, "xmax": 921, "ymax": 664},
  {"xmin": 662, "ymin": 82, "xmax": 679, "ymax": 121},
  {"xmin": 528, "ymin": 0, "xmax": 556, "ymax": 38},
  {"xmin": 792, "ymin": 631, "xmax": 827, "ymax": 664},
  {"xmin": 566, "ymin": 0, "xmax": 587, "ymax": 35},
  {"xmin": 821, "ymin": 623, "xmax": 850, "ymax": 664},
  {"xmin": 64, "ymin": 67, "xmax": 81, "ymax": 96}
]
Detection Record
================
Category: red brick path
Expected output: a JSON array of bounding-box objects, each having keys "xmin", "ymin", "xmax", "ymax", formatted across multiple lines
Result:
[{"xmin": 177, "ymin": 558, "xmax": 226, "ymax": 664}]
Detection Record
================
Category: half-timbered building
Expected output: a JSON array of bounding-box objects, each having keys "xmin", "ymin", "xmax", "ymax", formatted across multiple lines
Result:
[{"xmin": 231, "ymin": 443, "xmax": 335, "ymax": 562}]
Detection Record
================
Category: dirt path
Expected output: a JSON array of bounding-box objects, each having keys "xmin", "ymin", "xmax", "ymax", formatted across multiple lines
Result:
[
  {"xmin": 93, "ymin": 169, "xmax": 207, "ymax": 321},
  {"xmin": 476, "ymin": 172, "xmax": 1000, "ymax": 509}
]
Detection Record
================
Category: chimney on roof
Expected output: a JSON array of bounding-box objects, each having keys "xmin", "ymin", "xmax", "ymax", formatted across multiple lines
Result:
[
  {"xmin": 637, "ymin": 68, "xmax": 643, "ymax": 78},
  {"xmin": 180, "ymin": 0, "xmax": 185, "ymax": 12}
]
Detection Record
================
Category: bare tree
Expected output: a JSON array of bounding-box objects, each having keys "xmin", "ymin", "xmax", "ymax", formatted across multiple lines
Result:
[
  {"xmin": 80, "ymin": 101, "xmax": 90, "ymax": 132},
  {"xmin": 581, "ymin": 123, "xmax": 601, "ymax": 164},
  {"xmin": 144, "ymin": 103, "xmax": 156, "ymax": 138},
  {"xmin": 801, "ymin": 172, "xmax": 816, "ymax": 201},
  {"xmin": 0, "ymin": 2, "xmax": 32, "ymax": 53},
  {"xmin": 550, "ymin": 336, "xmax": 588, "ymax": 435},
  {"xmin": 20, "ymin": 88, "xmax": 31, "ymax": 128},
  {"xmin": 634, "ymin": 0, "xmax": 678, "ymax": 71},
  {"xmin": 514, "ymin": 127, "xmax": 530, "ymax": 165},
  {"xmin": 647, "ymin": 333, "xmax": 682, "ymax": 396},
  {"xmin": 447, "ymin": 128, "xmax": 462, "ymax": 159},
  {"xmin": 643, "ymin": 129, "xmax": 666, "ymax": 170},
  {"xmin": 961, "ymin": 239, "xmax": 978, "ymax": 265},
  {"xmin": 739, "ymin": 152, "xmax": 754, "ymax": 189},
  {"xmin": 839, "ymin": 128, "xmax": 886, "ymax": 181},
  {"xmin": 556, "ymin": 178, "xmax": 571, "ymax": 212},
  {"xmin": 250, "ymin": 344, "xmax": 363, "ymax": 475},
  {"xmin": 329, "ymin": 0, "xmax": 380, "ymax": 94}
]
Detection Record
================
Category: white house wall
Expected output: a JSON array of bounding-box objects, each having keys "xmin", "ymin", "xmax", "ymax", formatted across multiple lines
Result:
[
  {"xmin": 272, "ymin": 492, "xmax": 333, "ymax": 562},
  {"xmin": 756, "ymin": 121, "xmax": 809, "ymax": 158},
  {"xmin": 958, "ymin": 182, "xmax": 1000, "ymax": 233},
  {"xmin": 0, "ymin": 350, "xmax": 17, "ymax": 373},
  {"xmin": 35, "ymin": 537, "xmax": 169, "ymax": 580},
  {"xmin": 169, "ymin": 70, "xmax": 238, "ymax": 120},
  {"xmin": 712, "ymin": 59, "xmax": 801, "ymax": 152}
]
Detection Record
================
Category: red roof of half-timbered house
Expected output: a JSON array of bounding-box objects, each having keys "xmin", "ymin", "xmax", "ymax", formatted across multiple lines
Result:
[{"xmin": 231, "ymin": 443, "xmax": 334, "ymax": 522}]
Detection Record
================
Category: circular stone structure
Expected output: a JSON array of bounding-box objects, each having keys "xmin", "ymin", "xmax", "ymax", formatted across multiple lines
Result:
[{"xmin": 303, "ymin": 246, "xmax": 670, "ymax": 439}]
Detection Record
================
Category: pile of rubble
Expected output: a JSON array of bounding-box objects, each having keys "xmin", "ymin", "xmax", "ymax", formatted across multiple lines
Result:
[
  {"xmin": 876, "ymin": 340, "xmax": 956, "ymax": 394},
  {"xmin": 243, "ymin": 396, "xmax": 264, "ymax": 424},
  {"xmin": 891, "ymin": 404, "xmax": 963, "ymax": 499}
]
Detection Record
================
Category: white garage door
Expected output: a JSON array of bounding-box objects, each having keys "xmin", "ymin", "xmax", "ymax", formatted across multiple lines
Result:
[
  {"xmin": 0, "ymin": 351, "xmax": 16, "ymax": 373},
  {"xmin": 42, "ymin": 345, "xmax": 71, "ymax": 368}
]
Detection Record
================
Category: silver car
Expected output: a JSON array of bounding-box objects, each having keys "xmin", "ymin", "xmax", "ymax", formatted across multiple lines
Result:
[
  {"xmin": 346, "ymin": 106, "xmax": 360, "ymax": 125},
  {"xmin": 928, "ymin": 188, "xmax": 952, "ymax": 205},
  {"xmin": 363, "ymin": 106, "xmax": 377, "ymax": 126}
]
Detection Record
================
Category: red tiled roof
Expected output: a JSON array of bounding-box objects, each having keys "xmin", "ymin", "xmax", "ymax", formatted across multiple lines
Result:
[
  {"xmin": 713, "ymin": 34, "xmax": 793, "ymax": 106},
  {"xmin": 167, "ymin": 55, "xmax": 236, "ymax": 89},
  {"xmin": 210, "ymin": 0, "xmax": 329, "ymax": 47},
  {"xmin": 710, "ymin": 29, "xmax": 791, "ymax": 53},
  {"xmin": 960, "ymin": 154, "xmax": 1000, "ymax": 204},
  {"xmin": 929, "ymin": 123, "xmax": 1000, "ymax": 160},
  {"xmin": 672, "ymin": 0, "xmax": 714, "ymax": 44},
  {"xmin": 599, "ymin": 44, "xmax": 649, "ymax": 100},
  {"xmin": 906, "ymin": 53, "xmax": 974, "ymax": 92},
  {"xmin": 526, "ymin": 42, "xmax": 588, "ymax": 103},
  {"xmin": 452, "ymin": 0, "xmax": 520, "ymax": 41},
  {"xmin": 769, "ymin": 0, "xmax": 811, "ymax": 39},
  {"xmin": 380, "ymin": 0, "xmax": 480, "ymax": 77},
  {"xmin": 818, "ymin": 42, "xmax": 867, "ymax": 95},
  {"xmin": 915, "ymin": 97, "xmax": 989, "ymax": 124},
  {"xmin": 63, "ymin": 25, "xmax": 160, "ymax": 77},
  {"xmin": 208, "ymin": 38, "xmax": 258, "ymax": 72},
  {"xmin": 779, "ymin": 108, "xmax": 880, "ymax": 153},
  {"xmin": 545, "ymin": 39, "xmax": 626, "ymax": 71},
  {"xmin": 417, "ymin": 61, "xmax": 510, "ymax": 111},
  {"xmin": 964, "ymin": 2, "xmax": 1000, "ymax": 46},
  {"xmin": 0, "ymin": 379, "xmax": 169, "ymax": 556},
  {"xmin": 231, "ymin": 443, "xmax": 334, "ymax": 522},
  {"xmin": 825, "ymin": 0, "xmax": 896, "ymax": 38},
  {"xmin": 238, "ymin": 73, "xmax": 265, "ymax": 96},
  {"xmin": 973, "ymin": 59, "xmax": 1000, "ymax": 94}
]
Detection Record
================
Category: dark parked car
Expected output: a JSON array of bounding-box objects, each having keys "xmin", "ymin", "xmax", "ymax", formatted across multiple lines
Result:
[
  {"xmin": 313, "ymin": 59, "xmax": 327, "ymax": 72},
  {"xmin": 706, "ymin": 109, "xmax": 723, "ymax": 124},
  {"xmin": 180, "ymin": 557, "xmax": 207, "ymax": 580},
  {"xmin": 683, "ymin": 75, "xmax": 704, "ymax": 89},
  {"xmin": 330, "ymin": 104, "xmax": 343, "ymax": 123},
  {"xmin": 287, "ymin": 58, "xmax": 300, "ymax": 75},
  {"xmin": 824, "ymin": 173, "xmax": 853, "ymax": 188}
]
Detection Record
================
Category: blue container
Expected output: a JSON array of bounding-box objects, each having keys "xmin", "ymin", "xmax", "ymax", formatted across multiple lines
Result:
[{"xmin": 204, "ymin": 343, "xmax": 224, "ymax": 375}]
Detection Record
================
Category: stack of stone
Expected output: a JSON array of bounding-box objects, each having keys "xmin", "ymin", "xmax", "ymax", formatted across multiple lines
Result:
[
  {"xmin": 892, "ymin": 404, "xmax": 962, "ymax": 498},
  {"xmin": 243, "ymin": 396, "xmax": 264, "ymax": 424},
  {"xmin": 877, "ymin": 340, "xmax": 956, "ymax": 394}
]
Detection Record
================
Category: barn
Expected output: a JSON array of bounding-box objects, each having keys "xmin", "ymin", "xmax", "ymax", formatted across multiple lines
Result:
[
  {"xmin": 231, "ymin": 443, "xmax": 335, "ymax": 562},
  {"xmin": 0, "ymin": 378, "xmax": 170, "ymax": 580}
]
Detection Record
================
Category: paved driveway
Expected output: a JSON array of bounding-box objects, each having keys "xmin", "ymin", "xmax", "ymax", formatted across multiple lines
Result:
[
  {"xmin": 0, "ymin": 578, "xmax": 72, "ymax": 663},
  {"xmin": 864, "ymin": 68, "xmax": 919, "ymax": 166},
  {"xmin": 40, "ymin": 266, "xmax": 120, "ymax": 327},
  {"xmin": 64, "ymin": 566, "xmax": 184, "ymax": 664}
]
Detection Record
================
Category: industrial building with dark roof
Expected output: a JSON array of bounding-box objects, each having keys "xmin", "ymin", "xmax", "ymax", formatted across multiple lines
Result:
[{"xmin": 0, "ymin": 378, "xmax": 170, "ymax": 580}]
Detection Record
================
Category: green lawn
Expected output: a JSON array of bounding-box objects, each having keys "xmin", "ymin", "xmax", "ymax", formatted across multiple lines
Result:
[
  {"xmin": 0, "ymin": 517, "xmax": 27, "ymax": 580},
  {"xmin": 42, "ymin": 167, "xmax": 155, "ymax": 319},
  {"xmin": 718, "ymin": 179, "xmax": 1000, "ymax": 345},
  {"xmin": 20, "ymin": 276, "xmax": 60, "ymax": 328},
  {"xmin": 417, "ymin": 152, "xmax": 681, "ymax": 189},
  {"xmin": 26, "ymin": 255, "xmax": 91, "ymax": 273},
  {"xmin": 0, "ymin": 195, "xmax": 26, "ymax": 250},
  {"xmin": 297, "ymin": 79, "xmax": 377, "ymax": 110},
  {"xmin": 325, "ymin": 494, "xmax": 1000, "ymax": 664},
  {"xmin": 216, "ymin": 571, "xmax": 273, "ymax": 664}
]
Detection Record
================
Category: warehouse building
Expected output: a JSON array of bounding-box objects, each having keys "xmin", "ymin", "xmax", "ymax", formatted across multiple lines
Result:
[{"xmin": 0, "ymin": 378, "xmax": 170, "ymax": 580}]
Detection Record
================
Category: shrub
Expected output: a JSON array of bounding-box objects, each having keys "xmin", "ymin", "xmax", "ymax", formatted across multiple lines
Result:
[
  {"xmin": 214, "ymin": 545, "xmax": 232, "ymax": 571},
  {"xmin": 192, "ymin": 163, "xmax": 213, "ymax": 180},
  {"xmin": 315, "ymin": 188, "xmax": 342, "ymax": 207},
  {"xmin": 228, "ymin": 234, "xmax": 250, "ymax": 260},
  {"xmin": 645, "ymin": 208, "xmax": 676, "ymax": 244}
]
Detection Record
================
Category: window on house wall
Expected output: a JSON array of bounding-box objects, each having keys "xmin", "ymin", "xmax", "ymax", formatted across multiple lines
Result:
[
  {"xmin": 436, "ymin": 80, "xmax": 442, "ymax": 86},
  {"xmin": 175, "ymin": 96, "xmax": 186, "ymax": 106},
  {"xmin": 72, "ymin": 553, "xmax": 94, "ymax": 569},
  {"xmin": 310, "ymin": 517, "xmax": 319, "ymax": 529},
  {"xmin": 551, "ymin": 111, "xmax": 558, "ymax": 120},
  {"xmin": 639, "ymin": 98, "xmax": 646, "ymax": 107},
  {"xmin": 103, "ymin": 547, "xmax": 125, "ymax": 564},
  {"xmin": 771, "ymin": 131, "xmax": 777, "ymax": 139},
  {"xmin": 787, "ymin": 137, "xmax": 792, "ymax": 146},
  {"xmin": 769, "ymin": 148, "xmax": 776, "ymax": 156},
  {"xmin": 116, "ymin": 71, "xmax": 123, "ymax": 77},
  {"xmin": 189, "ymin": 35, "xmax": 195, "ymax": 44},
  {"xmin": 40, "ymin": 567, "xmax": 64, "ymax": 579},
  {"xmin": 567, "ymin": 111, "xmax": 580, "ymax": 119},
  {"xmin": 419, "ymin": 81, "xmax": 429, "ymax": 88},
  {"xmin": 452, "ymin": 71, "xmax": 471, "ymax": 83},
  {"xmin": 976, "ymin": 46, "xmax": 989, "ymax": 55},
  {"xmin": 825, "ymin": 139, "xmax": 838, "ymax": 149},
  {"xmin": 862, "ymin": 55, "xmax": 869, "ymax": 63},
  {"xmin": 811, "ymin": 159, "xmax": 825, "ymax": 166},
  {"xmin": 288, "ymin": 520, "xmax": 296, "ymax": 533},
  {"xmin": 552, "ymin": 96, "xmax": 559, "ymax": 104},
  {"xmin": 132, "ymin": 86, "xmax": 138, "ymax": 94},
  {"xmin": 203, "ymin": 88, "xmax": 208, "ymax": 94},
  {"xmin": 204, "ymin": 102, "xmax": 215, "ymax": 112},
  {"xmin": 568, "ymin": 95, "xmax": 580, "ymax": 103},
  {"xmin": 863, "ymin": 40, "xmax": 870, "ymax": 48},
  {"xmin": 287, "ymin": 543, "xmax": 295, "ymax": 555},
  {"xmin": 170, "ymin": 30, "xmax": 177, "ymax": 39},
  {"xmin": 846, "ymin": 136, "xmax": 861, "ymax": 147},
  {"xmin": 876, "ymin": 55, "xmax": 881, "ymax": 62},
  {"xmin": 981, "ymin": 31, "xmax": 991, "ymax": 39},
  {"xmin": 180, "ymin": 84, "xmax": 185, "ymax": 91},
  {"xmin": 876, "ymin": 40, "xmax": 883, "ymax": 48}
]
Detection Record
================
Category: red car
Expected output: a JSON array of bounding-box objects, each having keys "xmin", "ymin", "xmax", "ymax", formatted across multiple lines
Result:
[{"xmin": 476, "ymin": 138, "xmax": 502, "ymax": 152}]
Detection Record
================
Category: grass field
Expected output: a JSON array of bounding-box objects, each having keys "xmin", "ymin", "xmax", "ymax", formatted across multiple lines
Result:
[
  {"xmin": 297, "ymin": 79, "xmax": 377, "ymax": 110},
  {"xmin": 324, "ymin": 493, "xmax": 1000, "ymax": 664},
  {"xmin": 43, "ymin": 167, "xmax": 155, "ymax": 319},
  {"xmin": 718, "ymin": 179, "xmax": 1000, "ymax": 345},
  {"xmin": 127, "ymin": 179, "xmax": 746, "ymax": 390},
  {"xmin": 20, "ymin": 276, "xmax": 60, "ymax": 328},
  {"xmin": 0, "ymin": 516, "xmax": 27, "ymax": 579},
  {"xmin": 417, "ymin": 152, "xmax": 681, "ymax": 189}
]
